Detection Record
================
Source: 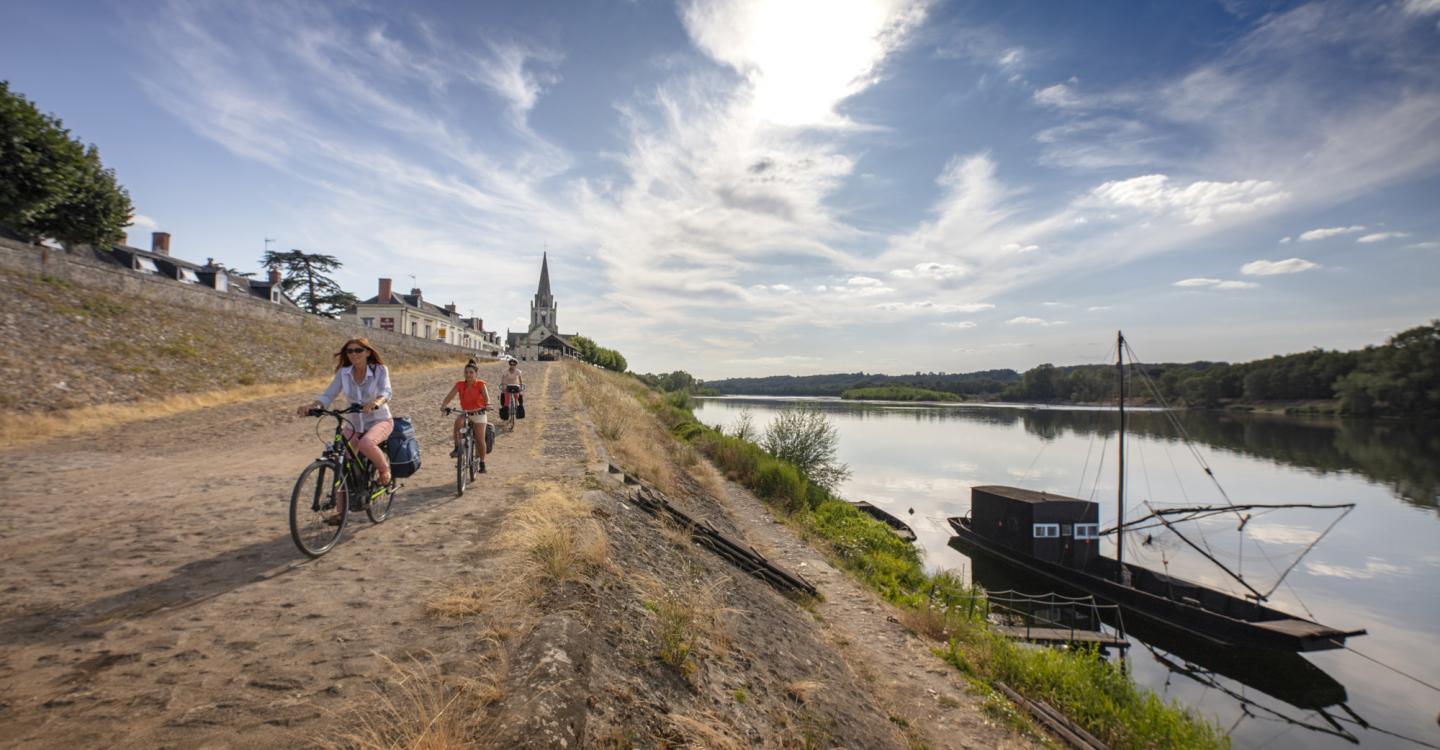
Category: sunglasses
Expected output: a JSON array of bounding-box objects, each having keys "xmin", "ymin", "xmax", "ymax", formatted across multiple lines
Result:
[{"xmin": 346, "ymin": 347, "xmax": 368, "ymax": 354}]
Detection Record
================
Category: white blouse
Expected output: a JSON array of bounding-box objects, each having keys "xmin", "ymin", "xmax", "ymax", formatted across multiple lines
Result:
[{"xmin": 315, "ymin": 364, "xmax": 393, "ymax": 431}]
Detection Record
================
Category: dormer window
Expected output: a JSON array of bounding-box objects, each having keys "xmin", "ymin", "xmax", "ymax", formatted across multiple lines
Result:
[
  {"xmin": 178, "ymin": 268, "xmax": 201, "ymax": 284},
  {"xmin": 134, "ymin": 256, "xmax": 160, "ymax": 274}
]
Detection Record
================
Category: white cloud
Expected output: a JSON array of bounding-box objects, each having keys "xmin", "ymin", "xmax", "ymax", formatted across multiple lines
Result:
[
  {"xmin": 888, "ymin": 261, "xmax": 968, "ymax": 280},
  {"xmin": 1087, "ymin": 305, "xmax": 1112, "ymax": 312},
  {"xmin": 681, "ymin": 0, "xmax": 927, "ymax": 127},
  {"xmin": 1174, "ymin": 278, "xmax": 1259, "ymax": 289},
  {"xmin": 1241, "ymin": 257, "xmax": 1318, "ymax": 275},
  {"xmin": 1357, "ymin": 231, "xmax": 1411, "ymax": 243},
  {"xmin": 1279, "ymin": 235, "xmax": 1292, "ymax": 244},
  {"xmin": 1034, "ymin": 82, "xmax": 1080, "ymax": 108},
  {"xmin": 1086, "ymin": 174, "xmax": 1288, "ymax": 225},
  {"xmin": 1402, "ymin": 0, "xmax": 1440, "ymax": 16},
  {"xmin": 874, "ymin": 301, "xmax": 994, "ymax": 314},
  {"xmin": 847, "ymin": 275, "xmax": 884, "ymax": 286},
  {"xmin": 939, "ymin": 321, "xmax": 978, "ymax": 329},
  {"xmin": 1407, "ymin": 240, "xmax": 1440, "ymax": 250},
  {"xmin": 1297, "ymin": 225, "xmax": 1365, "ymax": 241},
  {"xmin": 1006, "ymin": 316, "xmax": 1067, "ymax": 326},
  {"xmin": 129, "ymin": 214, "xmax": 159, "ymax": 231},
  {"xmin": 1002, "ymin": 243, "xmax": 1039, "ymax": 253}
]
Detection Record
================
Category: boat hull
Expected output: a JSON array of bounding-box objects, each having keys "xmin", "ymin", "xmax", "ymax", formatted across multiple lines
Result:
[{"xmin": 948, "ymin": 517, "xmax": 1360, "ymax": 652}]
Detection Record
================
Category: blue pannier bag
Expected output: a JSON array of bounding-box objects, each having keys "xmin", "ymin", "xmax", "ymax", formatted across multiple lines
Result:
[{"xmin": 385, "ymin": 416, "xmax": 422, "ymax": 478}]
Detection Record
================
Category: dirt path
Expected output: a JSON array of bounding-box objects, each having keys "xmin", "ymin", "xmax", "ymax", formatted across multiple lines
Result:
[
  {"xmin": 713, "ymin": 483, "xmax": 1036, "ymax": 750},
  {"xmin": 0, "ymin": 361, "xmax": 585, "ymax": 749}
]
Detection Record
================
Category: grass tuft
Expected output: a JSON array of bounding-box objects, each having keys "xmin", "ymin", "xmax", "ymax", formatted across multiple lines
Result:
[{"xmin": 320, "ymin": 652, "xmax": 505, "ymax": 750}]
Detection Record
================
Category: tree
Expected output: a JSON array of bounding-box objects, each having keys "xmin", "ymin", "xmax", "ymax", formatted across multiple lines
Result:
[
  {"xmin": 762, "ymin": 404, "xmax": 850, "ymax": 491},
  {"xmin": 570, "ymin": 334, "xmax": 627, "ymax": 372},
  {"xmin": 1, "ymin": 81, "xmax": 133, "ymax": 246},
  {"xmin": 260, "ymin": 249, "xmax": 356, "ymax": 318}
]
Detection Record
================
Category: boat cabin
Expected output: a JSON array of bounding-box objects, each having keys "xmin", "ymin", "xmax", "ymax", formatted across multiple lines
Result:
[{"xmin": 970, "ymin": 486, "xmax": 1099, "ymax": 569}]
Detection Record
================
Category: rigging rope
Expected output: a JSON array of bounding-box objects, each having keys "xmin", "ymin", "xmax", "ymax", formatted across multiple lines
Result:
[{"xmin": 1122, "ymin": 340, "xmax": 1295, "ymax": 593}]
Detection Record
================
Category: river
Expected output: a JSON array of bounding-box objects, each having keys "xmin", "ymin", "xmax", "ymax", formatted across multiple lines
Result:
[{"xmin": 693, "ymin": 396, "xmax": 1440, "ymax": 750}]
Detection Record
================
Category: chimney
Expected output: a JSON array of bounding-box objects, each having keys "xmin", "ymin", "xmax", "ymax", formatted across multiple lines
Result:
[
  {"xmin": 378, "ymin": 277, "xmax": 392, "ymax": 303},
  {"xmin": 410, "ymin": 287, "xmax": 422, "ymax": 296},
  {"xmin": 151, "ymin": 232, "xmax": 171, "ymax": 256},
  {"xmin": 445, "ymin": 303, "xmax": 457, "ymax": 316},
  {"xmin": 268, "ymin": 268, "xmax": 281, "ymax": 286}
]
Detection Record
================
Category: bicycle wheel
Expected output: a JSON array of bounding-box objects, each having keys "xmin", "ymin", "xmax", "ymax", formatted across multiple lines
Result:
[
  {"xmin": 290, "ymin": 460, "xmax": 347, "ymax": 557},
  {"xmin": 367, "ymin": 479, "xmax": 395, "ymax": 523},
  {"xmin": 455, "ymin": 435, "xmax": 467, "ymax": 496},
  {"xmin": 468, "ymin": 430, "xmax": 479, "ymax": 482}
]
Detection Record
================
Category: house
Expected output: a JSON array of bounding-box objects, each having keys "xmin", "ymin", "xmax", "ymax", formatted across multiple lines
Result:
[
  {"xmin": 103, "ymin": 231, "xmax": 299, "ymax": 308},
  {"xmin": 506, "ymin": 253, "xmax": 579, "ymax": 361},
  {"xmin": 350, "ymin": 278, "xmax": 501, "ymax": 355}
]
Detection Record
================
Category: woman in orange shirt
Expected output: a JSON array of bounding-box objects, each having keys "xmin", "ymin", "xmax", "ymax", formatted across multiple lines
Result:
[{"xmin": 440, "ymin": 360, "xmax": 490, "ymax": 472}]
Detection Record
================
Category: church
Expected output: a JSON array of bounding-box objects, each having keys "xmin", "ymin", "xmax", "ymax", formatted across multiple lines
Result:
[{"xmin": 507, "ymin": 253, "xmax": 579, "ymax": 361}]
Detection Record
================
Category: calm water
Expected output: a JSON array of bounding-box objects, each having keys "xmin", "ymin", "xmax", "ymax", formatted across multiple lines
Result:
[{"xmin": 694, "ymin": 397, "xmax": 1440, "ymax": 750}]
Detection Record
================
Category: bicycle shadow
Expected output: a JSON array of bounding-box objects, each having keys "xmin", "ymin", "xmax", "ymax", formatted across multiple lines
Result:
[{"xmin": 0, "ymin": 477, "xmax": 479, "ymax": 649}]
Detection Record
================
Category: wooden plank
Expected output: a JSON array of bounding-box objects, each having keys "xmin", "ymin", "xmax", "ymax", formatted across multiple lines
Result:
[{"xmin": 993, "ymin": 625, "xmax": 1129, "ymax": 649}]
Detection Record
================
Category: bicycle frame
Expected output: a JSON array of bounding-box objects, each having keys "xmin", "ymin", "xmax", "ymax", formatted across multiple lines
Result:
[{"xmin": 315, "ymin": 408, "xmax": 382, "ymax": 506}]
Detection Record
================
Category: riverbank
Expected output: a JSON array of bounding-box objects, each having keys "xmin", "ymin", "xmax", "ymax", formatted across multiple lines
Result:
[{"xmin": 641, "ymin": 387, "xmax": 1230, "ymax": 749}]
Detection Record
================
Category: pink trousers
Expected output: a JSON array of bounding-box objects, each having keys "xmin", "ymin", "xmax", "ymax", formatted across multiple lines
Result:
[{"xmin": 342, "ymin": 419, "xmax": 393, "ymax": 478}]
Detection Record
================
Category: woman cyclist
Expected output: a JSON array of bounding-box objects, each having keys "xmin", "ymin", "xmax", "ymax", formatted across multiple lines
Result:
[
  {"xmin": 440, "ymin": 360, "xmax": 489, "ymax": 472},
  {"xmin": 500, "ymin": 358, "xmax": 524, "ymax": 425},
  {"xmin": 296, "ymin": 338, "xmax": 394, "ymax": 485}
]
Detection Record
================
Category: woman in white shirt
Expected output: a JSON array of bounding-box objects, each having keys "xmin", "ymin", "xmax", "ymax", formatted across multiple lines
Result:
[{"xmin": 297, "ymin": 338, "xmax": 395, "ymax": 485}]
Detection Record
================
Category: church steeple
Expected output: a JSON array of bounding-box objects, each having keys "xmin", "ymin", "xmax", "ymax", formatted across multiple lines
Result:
[
  {"xmin": 529, "ymin": 253, "xmax": 557, "ymax": 332},
  {"xmin": 537, "ymin": 252, "xmax": 552, "ymax": 300}
]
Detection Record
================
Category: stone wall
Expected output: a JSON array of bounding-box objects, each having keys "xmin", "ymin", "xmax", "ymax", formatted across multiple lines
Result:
[{"xmin": 0, "ymin": 236, "xmax": 484, "ymax": 360}]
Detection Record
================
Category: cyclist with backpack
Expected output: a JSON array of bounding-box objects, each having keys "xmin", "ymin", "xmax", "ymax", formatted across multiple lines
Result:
[
  {"xmin": 296, "ymin": 338, "xmax": 394, "ymax": 486},
  {"xmin": 440, "ymin": 360, "xmax": 489, "ymax": 472},
  {"xmin": 500, "ymin": 358, "xmax": 524, "ymax": 427}
]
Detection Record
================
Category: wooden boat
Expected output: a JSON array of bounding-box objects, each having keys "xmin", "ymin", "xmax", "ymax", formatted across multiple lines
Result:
[
  {"xmin": 946, "ymin": 331, "xmax": 1366, "ymax": 653},
  {"xmin": 850, "ymin": 501, "xmax": 916, "ymax": 541}
]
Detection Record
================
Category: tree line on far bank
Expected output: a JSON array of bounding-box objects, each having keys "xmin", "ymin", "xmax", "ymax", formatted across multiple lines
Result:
[{"xmin": 668, "ymin": 321, "xmax": 1440, "ymax": 419}]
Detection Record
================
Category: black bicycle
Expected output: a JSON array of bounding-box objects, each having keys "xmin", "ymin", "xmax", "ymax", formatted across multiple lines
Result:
[
  {"xmin": 289, "ymin": 404, "xmax": 398, "ymax": 557},
  {"xmin": 443, "ymin": 407, "xmax": 485, "ymax": 496}
]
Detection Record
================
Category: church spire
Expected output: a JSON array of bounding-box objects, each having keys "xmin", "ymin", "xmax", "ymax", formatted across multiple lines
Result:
[{"xmin": 537, "ymin": 252, "xmax": 551, "ymax": 298}]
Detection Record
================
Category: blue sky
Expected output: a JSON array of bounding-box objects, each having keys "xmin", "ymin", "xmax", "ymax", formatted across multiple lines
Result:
[{"xmin": 4, "ymin": 0, "xmax": 1438, "ymax": 378}]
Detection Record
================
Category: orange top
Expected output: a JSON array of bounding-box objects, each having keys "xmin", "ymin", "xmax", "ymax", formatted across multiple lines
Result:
[{"xmin": 456, "ymin": 380, "xmax": 488, "ymax": 410}]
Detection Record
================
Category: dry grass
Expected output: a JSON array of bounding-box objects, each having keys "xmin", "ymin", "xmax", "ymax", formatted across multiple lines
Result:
[
  {"xmin": 667, "ymin": 712, "xmax": 748, "ymax": 750},
  {"xmin": 0, "ymin": 358, "xmax": 457, "ymax": 449},
  {"xmin": 321, "ymin": 651, "xmax": 506, "ymax": 750},
  {"xmin": 567, "ymin": 365, "xmax": 690, "ymax": 496},
  {"xmin": 639, "ymin": 570, "xmax": 732, "ymax": 677},
  {"xmin": 427, "ymin": 481, "xmax": 609, "ymax": 624}
]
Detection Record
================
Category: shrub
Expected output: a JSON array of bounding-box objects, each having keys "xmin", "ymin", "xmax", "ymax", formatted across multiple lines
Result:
[{"xmin": 762, "ymin": 404, "xmax": 850, "ymax": 491}]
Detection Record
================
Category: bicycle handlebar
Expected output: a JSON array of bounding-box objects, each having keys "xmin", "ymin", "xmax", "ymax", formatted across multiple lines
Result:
[
  {"xmin": 307, "ymin": 403, "xmax": 364, "ymax": 418},
  {"xmin": 442, "ymin": 407, "xmax": 487, "ymax": 415}
]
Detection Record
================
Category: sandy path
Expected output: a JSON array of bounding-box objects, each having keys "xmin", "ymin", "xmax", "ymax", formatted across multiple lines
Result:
[
  {"xmin": 0, "ymin": 361, "xmax": 584, "ymax": 749},
  {"xmin": 713, "ymin": 483, "xmax": 1036, "ymax": 750}
]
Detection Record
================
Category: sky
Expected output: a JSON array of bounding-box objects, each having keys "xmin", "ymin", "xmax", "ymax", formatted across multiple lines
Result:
[{"xmin": 4, "ymin": 0, "xmax": 1438, "ymax": 378}]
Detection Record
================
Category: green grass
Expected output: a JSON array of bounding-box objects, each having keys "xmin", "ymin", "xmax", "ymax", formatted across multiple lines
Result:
[
  {"xmin": 639, "ymin": 393, "xmax": 1228, "ymax": 750},
  {"xmin": 840, "ymin": 386, "xmax": 963, "ymax": 402}
]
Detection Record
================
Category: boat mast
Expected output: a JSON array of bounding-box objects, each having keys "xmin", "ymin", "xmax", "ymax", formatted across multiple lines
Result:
[{"xmin": 1116, "ymin": 330, "xmax": 1126, "ymax": 582}]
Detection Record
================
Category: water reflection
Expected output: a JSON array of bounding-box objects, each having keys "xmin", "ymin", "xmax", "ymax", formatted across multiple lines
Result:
[
  {"xmin": 694, "ymin": 397, "xmax": 1440, "ymax": 750},
  {"xmin": 698, "ymin": 398, "xmax": 1440, "ymax": 512}
]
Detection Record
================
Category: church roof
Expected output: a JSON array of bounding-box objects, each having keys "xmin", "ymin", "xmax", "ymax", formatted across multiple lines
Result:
[{"xmin": 537, "ymin": 252, "xmax": 551, "ymax": 298}]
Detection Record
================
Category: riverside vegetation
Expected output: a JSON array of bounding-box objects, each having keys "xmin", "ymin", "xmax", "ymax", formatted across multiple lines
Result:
[
  {"xmin": 594, "ymin": 369, "xmax": 1229, "ymax": 750},
  {"xmin": 702, "ymin": 319, "xmax": 1440, "ymax": 418}
]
